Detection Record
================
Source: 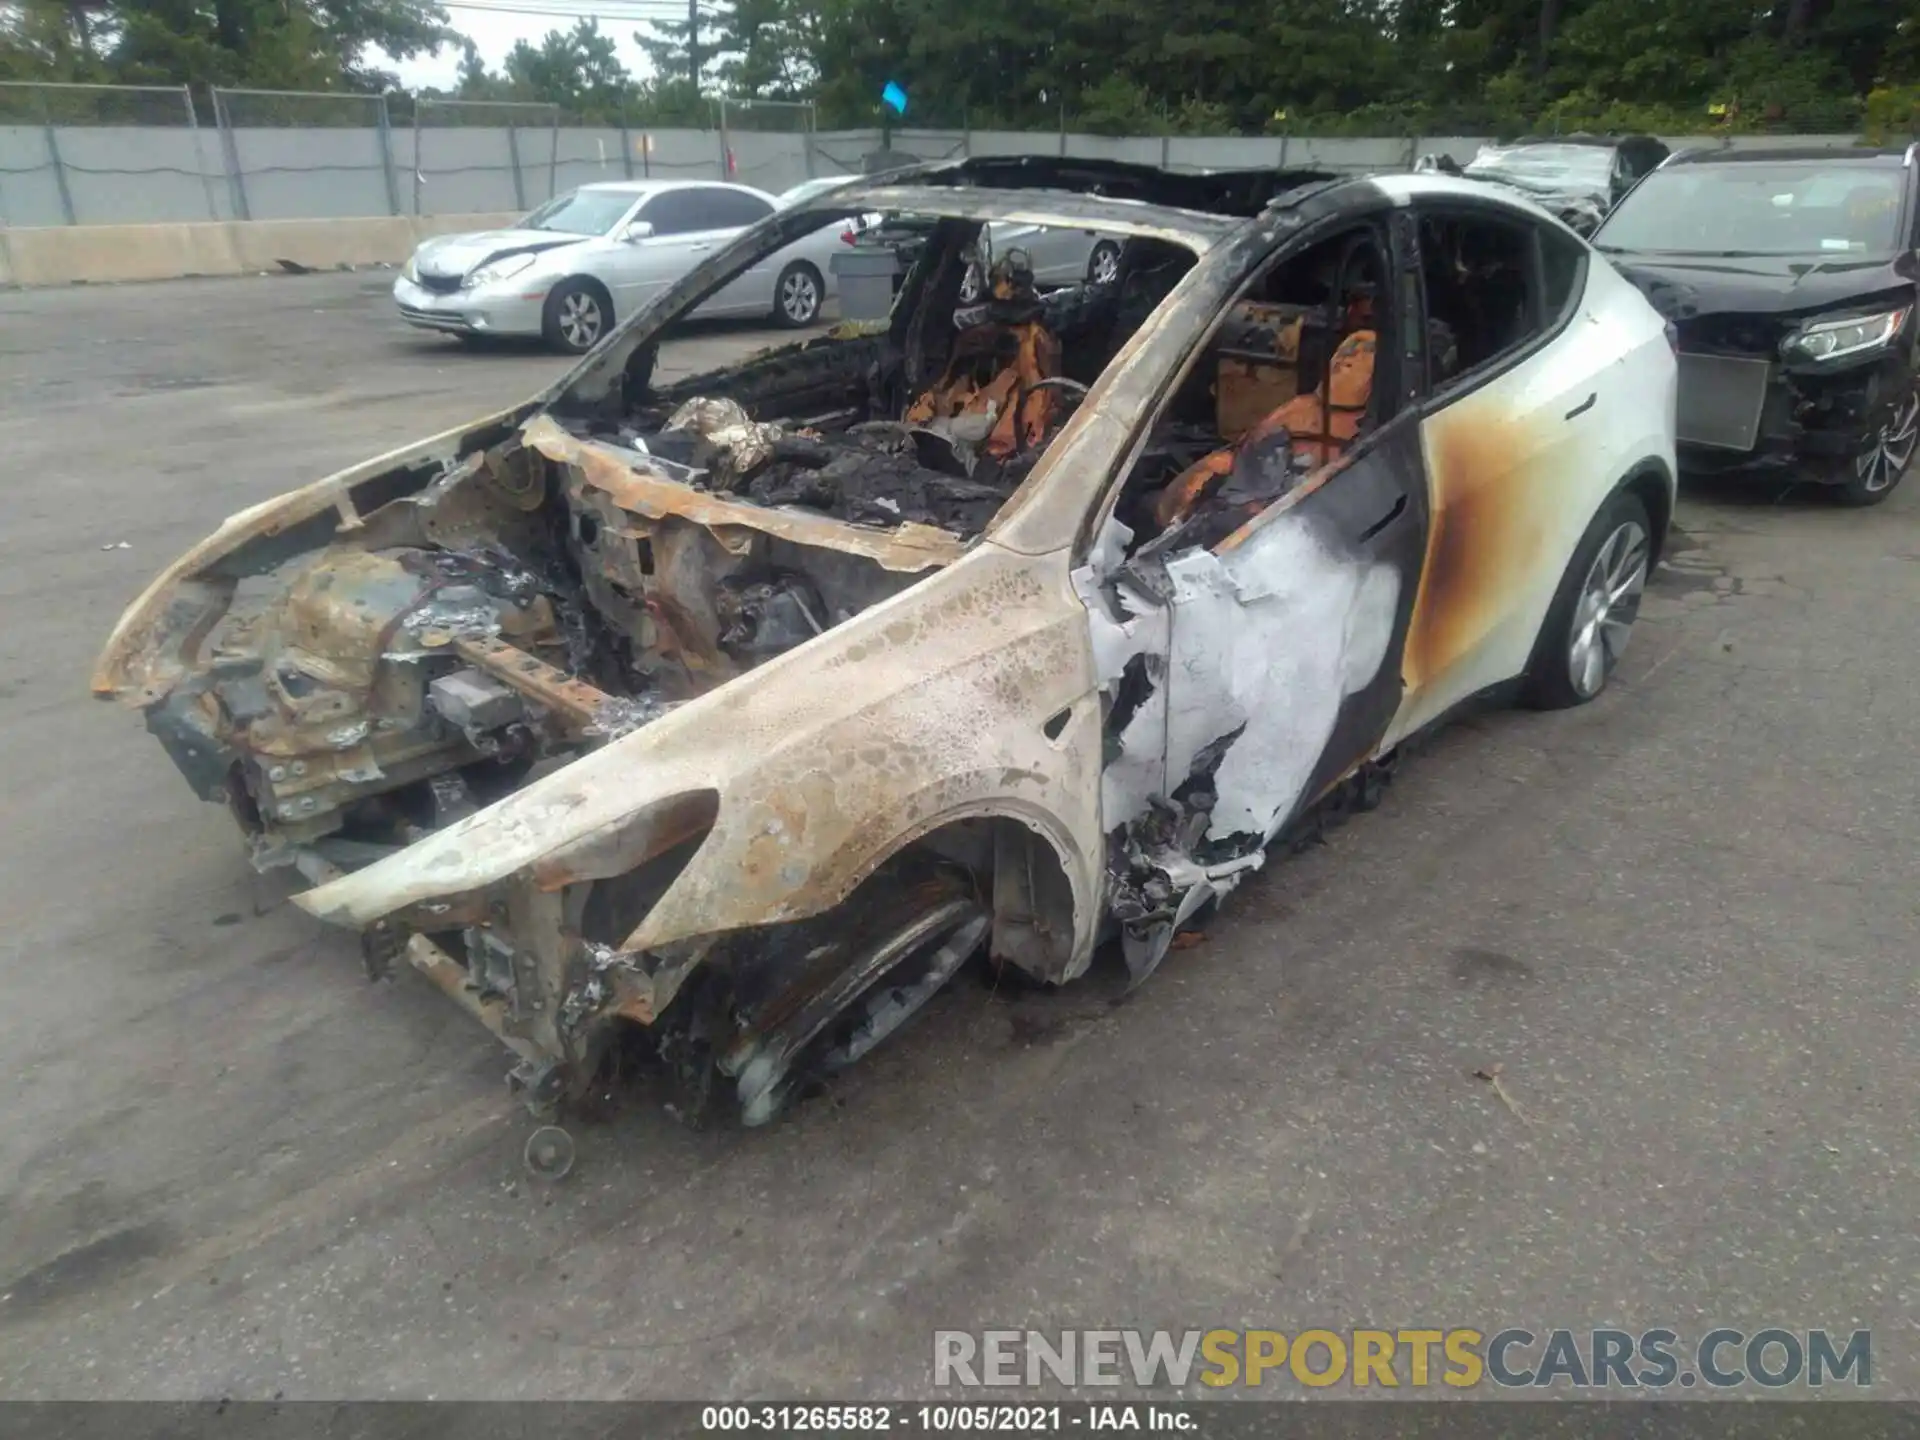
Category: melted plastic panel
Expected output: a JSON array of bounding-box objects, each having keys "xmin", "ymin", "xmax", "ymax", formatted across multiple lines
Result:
[
  {"xmin": 1161, "ymin": 516, "xmax": 1400, "ymax": 846},
  {"xmin": 1074, "ymin": 213, "xmax": 1437, "ymax": 984}
]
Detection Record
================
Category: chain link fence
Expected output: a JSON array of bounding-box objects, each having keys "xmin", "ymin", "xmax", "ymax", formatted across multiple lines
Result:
[
  {"xmin": 713, "ymin": 98, "xmax": 815, "ymax": 191},
  {"xmin": 407, "ymin": 98, "xmax": 558, "ymax": 215},
  {"xmin": 0, "ymin": 81, "xmax": 219, "ymax": 226},
  {"xmin": 211, "ymin": 88, "xmax": 400, "ymax": 220},
  {"xmin": 0, "ymin": 80, "xmax": 1870, "ymax": 230}
]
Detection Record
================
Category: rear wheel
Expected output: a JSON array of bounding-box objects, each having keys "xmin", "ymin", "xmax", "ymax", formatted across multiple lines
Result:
[
  {"xmin": 1523, "ymin": 489, "xmax": 1652, "ymax": 709},
  {"xmin": 773, "ymin": 262, "xmax": 823, "ymax": 327},
  {"xmin": 542, "ymin": 278, "xmax": 611, "ymax": 355},
  {"xmin": 1834, "ymin": 385, "xmax": 1919, "ymax": 507}
]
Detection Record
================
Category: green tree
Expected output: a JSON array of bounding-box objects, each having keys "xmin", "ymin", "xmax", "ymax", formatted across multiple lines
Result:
[
  {"xmin": 500, "ymin": 18, "xmax": 636, "ymax": 117},
  {"xmin": 0, "ymin": 0, "xmax": 453, "ymax": 89},
  {"xmin": 8, "ymin": 0, "xmax": 1919, "ymax": 136}
]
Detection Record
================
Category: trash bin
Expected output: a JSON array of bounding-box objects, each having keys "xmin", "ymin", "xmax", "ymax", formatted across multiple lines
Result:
[{"xmin": 831, "ymin": 247, "xmax": 902, "ymax": 322}]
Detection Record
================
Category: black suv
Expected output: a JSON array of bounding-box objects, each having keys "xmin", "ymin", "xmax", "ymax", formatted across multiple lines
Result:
[{"xmin": 1594, "ymin": 145, "xmax": 1920, "ymax": 505}]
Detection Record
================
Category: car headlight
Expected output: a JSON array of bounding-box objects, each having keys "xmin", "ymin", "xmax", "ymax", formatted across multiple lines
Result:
[
  {"xmin": 1783, "ymin": 306, "xmax": 1910, "ymax": 363},
  {"xmin": 465, "ymin": 253, "xmax": 537, "ymax": 290},
  {"xmin": 401, "ymin": 255, "xmax": 417, "ymax": 282}
]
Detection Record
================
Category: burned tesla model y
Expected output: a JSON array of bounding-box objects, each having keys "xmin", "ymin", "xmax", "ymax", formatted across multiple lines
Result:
[
  {"xmin": 96, "ymin": 160, "xmax": 1676, "ymax": 1126},
  {"xmin": 1596, "ymin": 145, "xmax": 1920, "ymax": 505}
]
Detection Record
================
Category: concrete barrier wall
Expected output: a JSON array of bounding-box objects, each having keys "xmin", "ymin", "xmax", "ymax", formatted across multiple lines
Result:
[
  {"xmin": 729, "ymin": 131, "xmax": 811, "ymax": 194},
  {"xmin": 1, "ymin": 124, "xmax": 1879, "ymax": 283},
  {"xmin": 3, "ymin": 123, "xmax": 1871, "ymax": 229},
  {"xmin": 0, "ymin": 211, "xmax": 522, "ymax": 288}
]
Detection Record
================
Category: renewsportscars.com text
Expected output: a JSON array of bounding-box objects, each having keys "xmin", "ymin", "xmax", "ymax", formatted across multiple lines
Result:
[{"xmin": 933, "ymin": 1327, "xmax": 1872, "ymax": 1390}]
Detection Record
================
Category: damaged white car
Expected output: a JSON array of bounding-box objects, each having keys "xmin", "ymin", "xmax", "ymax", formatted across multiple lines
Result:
[{"xmin": 95, "ymin": 159, "xmax": 1676, "ymax": 1128}]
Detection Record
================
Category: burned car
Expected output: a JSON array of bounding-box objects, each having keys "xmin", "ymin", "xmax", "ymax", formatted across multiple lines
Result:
[
  {"xmin": 1595, "ymin": 145, "xmax": 1920, "ymax": 505},
  {"xmin": 1460, "ymin": 135, "xmax": 1669, "ymax": 236},
  {"xmin": 94, "ymin": 159, "xmax": 1676, "ymax": 1128}
]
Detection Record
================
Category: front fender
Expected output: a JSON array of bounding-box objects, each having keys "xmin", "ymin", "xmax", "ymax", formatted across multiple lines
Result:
[{"xmin": 294, "ymin": 541, "xmax": 1107, "ymax": 968}]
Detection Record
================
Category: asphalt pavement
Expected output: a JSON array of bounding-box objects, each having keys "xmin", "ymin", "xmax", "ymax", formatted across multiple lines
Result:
[{"xmin": 0, "ymin": 271, "xmax": 1915, "ymax": 1400}]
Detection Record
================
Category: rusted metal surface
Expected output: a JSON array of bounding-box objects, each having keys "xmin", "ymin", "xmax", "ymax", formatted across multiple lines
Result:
[
  {"xmin": 452, "ymin": 633, "xmax": 611, "ymax": 735},
  {"xmin": 91, "ymin": 405, "xmax": 536, "ymax": 706},
  {"xmin": 405, "ymin": 932, "xmax": 547, "ymax": 1067},
  {"xmin": 295, "ymin": 539, "xmax": 1105, "ymax": 976},
  {"xmin": 523, "ymin": 416, "xmax": 965, "ymax": 574},
  {"xmin": 528, "ymin": 788, "xmax": 719, "ymax": 891}
]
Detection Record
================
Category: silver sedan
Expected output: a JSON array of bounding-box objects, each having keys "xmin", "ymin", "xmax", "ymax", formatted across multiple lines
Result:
[{"xmin": 394, "ymin": 180, "xmax": 845, "ymax": 354}]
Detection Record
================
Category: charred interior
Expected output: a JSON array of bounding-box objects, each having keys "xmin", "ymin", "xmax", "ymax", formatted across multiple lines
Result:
[{"xmin": 138, "ymin": 211, "xmax": 1217, "ymax": 885}]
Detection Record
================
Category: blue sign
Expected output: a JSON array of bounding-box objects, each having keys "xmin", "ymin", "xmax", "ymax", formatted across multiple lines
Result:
[{"xmin": 881, "ymin": 81, "xmax": 908, "ymax": 115}]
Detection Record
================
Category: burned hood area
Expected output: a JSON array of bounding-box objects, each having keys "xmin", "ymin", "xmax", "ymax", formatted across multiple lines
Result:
[{"xmin": 101, "ymin": 169, "xmax": 1240, "ymax": 879}]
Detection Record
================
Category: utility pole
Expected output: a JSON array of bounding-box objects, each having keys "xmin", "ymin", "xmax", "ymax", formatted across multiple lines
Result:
[{"xmin": 688, "ymin": 0, "xmax": 701, "ymax": 98}]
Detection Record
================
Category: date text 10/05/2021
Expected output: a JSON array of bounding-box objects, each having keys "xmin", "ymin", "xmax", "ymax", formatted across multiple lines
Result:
[{"xmin": 701, "ymin": 1406, "xmax": 1195, "ymax": 1432}]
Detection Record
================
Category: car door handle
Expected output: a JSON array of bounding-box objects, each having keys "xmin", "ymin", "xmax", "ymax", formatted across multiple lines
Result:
[{"xmin": 1564, "ymin": 392, "xmax": 1597, "ymax": 421}]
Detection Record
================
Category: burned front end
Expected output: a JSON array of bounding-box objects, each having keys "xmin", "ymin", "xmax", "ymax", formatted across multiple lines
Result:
[{"xmin": 94, "ymin": 166, "xmax": 1257, "ymax": 1126}]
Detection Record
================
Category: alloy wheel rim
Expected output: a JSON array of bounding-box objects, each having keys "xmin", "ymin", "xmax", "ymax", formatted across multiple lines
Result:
[
  {"xmin": 1567, "ymin": 519, "xmax": 1649, "ymax": 699},
  {"xmin": 1856, "ymin": 390, "xmax": 1920, "ymax": 494},
  {"xmin": 1091, "ymin": 245, "xmax": 1120, "ymax": 284},
  {"xmin": 559, "ymin": 292, "xmax": 602, "ymax": 348},
  {"xmin": 782, "ymin": 271, "xmax": 819, "ymax": 322}
]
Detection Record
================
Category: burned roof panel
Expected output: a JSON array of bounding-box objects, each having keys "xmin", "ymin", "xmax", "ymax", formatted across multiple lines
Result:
[{"xmin": 806, "ymin": 156, "xmax": 1349, "ymax": 221}]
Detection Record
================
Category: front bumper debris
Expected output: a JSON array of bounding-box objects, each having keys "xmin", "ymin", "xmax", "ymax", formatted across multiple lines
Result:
[{"xmin": 1676, "ymin": 347, "xmax": 1914, "ymax": 483}]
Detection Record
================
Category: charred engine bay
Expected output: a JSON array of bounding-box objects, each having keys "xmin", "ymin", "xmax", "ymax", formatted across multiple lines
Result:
[
  {"xmin": 166, "ymin": 436, "xmax": 935, "ymax": 873},
  {"xmin": 163, "ymin": 273, "xmax": 1134, "ymax": 874}
]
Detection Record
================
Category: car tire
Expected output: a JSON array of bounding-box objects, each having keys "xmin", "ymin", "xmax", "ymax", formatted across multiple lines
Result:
[
  {"xmin": 1087, "ymin": 240, "xmax": 1121, "ymax": 285},
  {"xmin": 1522, "ymin": 488, "xmax": 1653, "ymax": 710},
  {"xmin": 1833, "ymin": 385, "xmax": 1919, "ymax": 507},
  {"xmin": 774, "ymin": 262, "xmax": 823, "ymax": 328},
  {"xmin": 542, "ymin": 278, "xmax": 612, "ymax": 355}
]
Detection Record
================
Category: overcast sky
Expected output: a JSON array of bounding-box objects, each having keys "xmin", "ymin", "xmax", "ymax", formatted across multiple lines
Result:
[{"xmin": 384, "ymin": 4, "xmax": 661, "ymax": 90}]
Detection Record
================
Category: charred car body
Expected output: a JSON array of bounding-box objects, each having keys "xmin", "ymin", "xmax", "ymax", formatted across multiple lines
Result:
[
  {"xmin": 96, "ymin": 159, "xmax": 1676, "ymax": 1126},
  {"xmin": 1442, "ymin": 135, "xmax": 1670, "ymax": 237},
  {"xmin": 1595, "ymin": 145, "xmax": 1920, "ymax": 505}
]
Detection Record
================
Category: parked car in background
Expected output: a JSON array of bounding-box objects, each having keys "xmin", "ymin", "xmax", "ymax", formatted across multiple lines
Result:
[
  {"xmin": 962, "ymin": 222, "xmax": 1122, "ymax": 298},
  {"xmin": 781, "ymin": 174, "xmax": 1122, "ymax": 300},
  {"xmin": 1594, "ymin": 145, "xmax": 1920, "ymax": 505},
  {"xmin": 394, "ymin": 180, "xmax": 843, "ymax": 354},
  {"xmin": 1460, "ymin": 135, "xmax": 1670, "ymax": 235},
  {"xmin": 777, "ymin": 175, "xmax": 883, "ymax": 236},
  {"xmin": 99, "ymin": 157, "xmax": 1675, "ymax": 1131}
]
